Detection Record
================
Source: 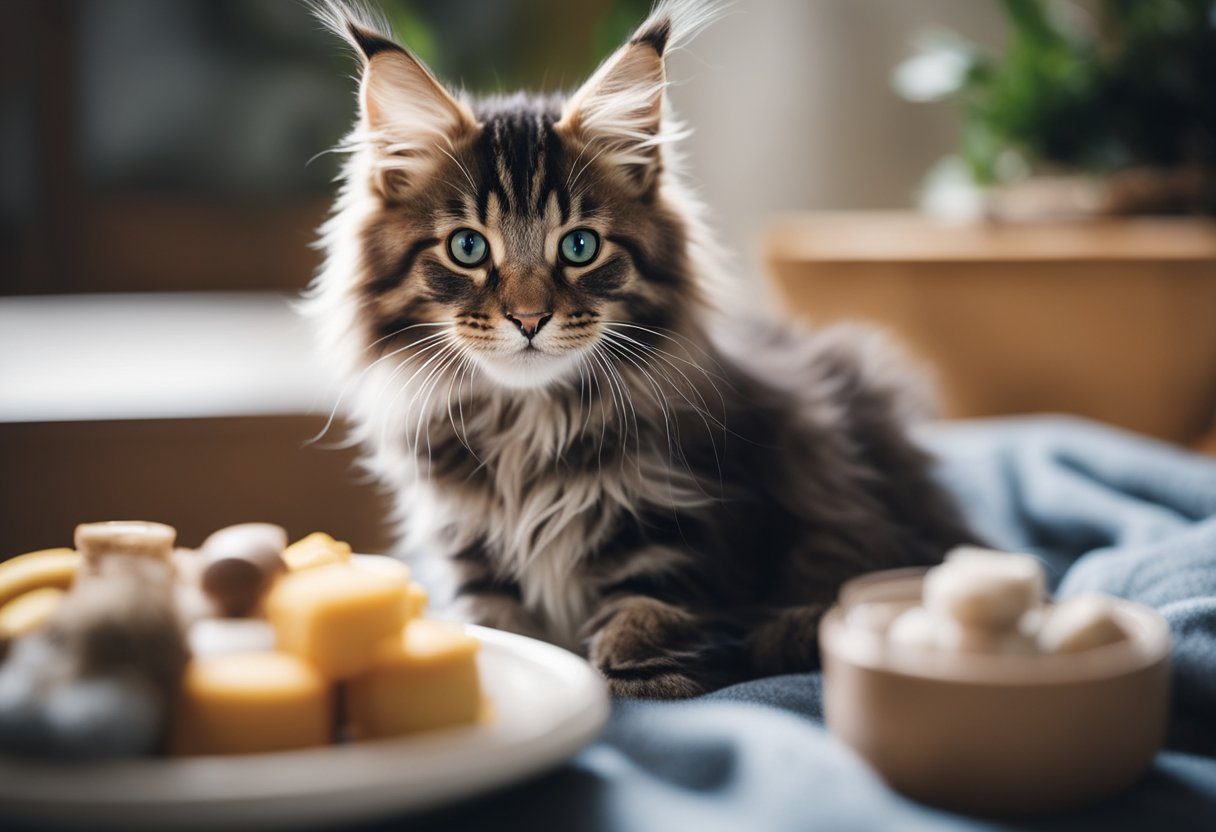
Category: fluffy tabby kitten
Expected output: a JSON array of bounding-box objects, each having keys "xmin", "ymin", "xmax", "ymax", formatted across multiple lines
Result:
[{"xmin": 305, "ymin": 0, "xmax": 973, "ymax": 697}]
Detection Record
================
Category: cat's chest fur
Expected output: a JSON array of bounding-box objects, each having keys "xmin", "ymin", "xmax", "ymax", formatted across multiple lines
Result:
[{"xmin": 385, "ymin": 394, "xmax": 641, "ymax": 648}]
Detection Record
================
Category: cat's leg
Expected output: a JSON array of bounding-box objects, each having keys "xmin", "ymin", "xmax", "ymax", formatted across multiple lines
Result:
[
  {"xmin": 449, "ymin": 541, "xmax": 547, "ymax": 640},
  {"xmin": 748, "ymin": 542, "xmax": 862, "ymax": 677},
  {"xmin": 747, "ymin": 603, "xmax": 829, "ymax": 677},
  {"xmin": 578, "ymin": 535, "xmax": 750, "ymax": 698},
  {"xmin": 581, "ymin": 540, "xmax": 715, "ymax": 697}
]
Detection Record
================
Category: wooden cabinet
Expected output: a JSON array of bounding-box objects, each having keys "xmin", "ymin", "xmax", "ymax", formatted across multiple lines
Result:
[
  {"xmin": 764, "ymin": 212, "xmax": 1216, "ymax": 444},
  {"xmin": 0, "ymin": 416, "xmax": 394, "ymax": 559}
]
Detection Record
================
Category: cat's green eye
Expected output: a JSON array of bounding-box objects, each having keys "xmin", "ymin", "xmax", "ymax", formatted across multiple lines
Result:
[
  {"xmin": 447, "ymin": 228, "xmax": 489, "ymax": 267},
  {"xmin": 559, "ymin": 228, "xmax": 600, "ymax": 266}
]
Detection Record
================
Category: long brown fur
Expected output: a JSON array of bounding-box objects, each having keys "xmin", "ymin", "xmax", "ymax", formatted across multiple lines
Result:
[{"xmin": 304, "ymin": 0, "xmax": 973, "ymax": 697}]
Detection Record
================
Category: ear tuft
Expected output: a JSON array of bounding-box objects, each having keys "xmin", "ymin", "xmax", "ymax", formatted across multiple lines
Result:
[
  {"xmin": 311, "ymin": 1, "xmax": 477, "ymax": 198},
  {"xmin": 640, "ymin": 0, "xmax": 726, "ymax": 54},
  {"xmin": 307, "ymin": 0, "xmax": 398, "ymax": 61},
  {"xmin": 558, "ymin": 0, "xmax": 723, "ymax": 190},
  {"xmin": 347, "ymin": 22, "xmax": 404, "ymax": 61},
  {"xmin": 630, "ymin": 18, "xmax": 672, "ymax": 55}
]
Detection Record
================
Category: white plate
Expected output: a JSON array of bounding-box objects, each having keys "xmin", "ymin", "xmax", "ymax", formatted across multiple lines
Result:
[{"xmin": 0, "ymin": 625, "xmax": 609, "ymax": 830}]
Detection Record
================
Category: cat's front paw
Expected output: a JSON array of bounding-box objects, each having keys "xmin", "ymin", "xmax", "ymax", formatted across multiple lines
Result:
[
  {"xmin": 600, "ymin": 668, "xmax": 706, "ymax": 699},
  {"xmin": 586, "ymin": 597, "xmax": 707, "ymax": 699}
]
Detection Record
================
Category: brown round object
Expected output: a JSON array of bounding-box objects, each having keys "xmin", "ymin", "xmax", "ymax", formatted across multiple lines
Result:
[
  {"xmin": 199, "ymin": 524, "xmax": 287, "ymax": 617},
  {"xmin": 201, "ymin": 523, "xmax": 288, "ymax": 557},
  {"xmin": 74, "ymin": 521, "xmax": 176, "ymax": 568},
  {"xmin": 201, "ymin": 559, "xmax": 268, "ymax": 618},
  {"xmin": 821, "ymin": 568, "xmax": 1170, "ymax": 816}
]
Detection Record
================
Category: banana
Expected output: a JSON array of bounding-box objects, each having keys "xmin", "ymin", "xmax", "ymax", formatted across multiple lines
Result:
[{"xmin": 0, "ymin": 548, "xmax": 81, "ymax": 608}]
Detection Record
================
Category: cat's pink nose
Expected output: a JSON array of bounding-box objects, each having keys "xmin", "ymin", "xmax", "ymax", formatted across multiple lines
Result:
[{"xmin": 506, "ymin": 310, "xmax": 552, "ymax": 340}]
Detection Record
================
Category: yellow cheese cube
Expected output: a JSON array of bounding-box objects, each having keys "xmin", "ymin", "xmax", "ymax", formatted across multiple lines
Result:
[
  {"xmin": 265, "ymin": 565, "xmax": 408, "ymax": 680},
  {"xmin": 283, "ymin": 532, "xmax": 351, "ymax": 571},
  {"xmin": 0, "ymin": 586, "xmax": 65, "ymax": 641},
  {"xmin": 351, "ymin": 555, "xmax": 410, "ymax": 583},
  {"xmin": 406, "ymin": 581, "xmax": 429, "ymax": 619},
  {"xmin": 346, "ymin": 620, "xmax": 482, "ymax": 739},
  {"xmin": 169, "ymin": 652, "xmax": 331, "ymax": 755},
  {"xmin": 348, "ymin": 557, "xmax": 426, "ymax": 620}
]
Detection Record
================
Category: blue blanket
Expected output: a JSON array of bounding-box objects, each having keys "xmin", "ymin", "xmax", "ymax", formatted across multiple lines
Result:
[{"xmin": 397, "ymin": 417, "xmax": 1216, "ymax": 831}]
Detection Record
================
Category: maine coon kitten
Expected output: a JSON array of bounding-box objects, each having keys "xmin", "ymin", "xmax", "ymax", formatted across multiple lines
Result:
[{"xmin": 304, "ymin": 0, "xmax": 973, "ymax": 697}]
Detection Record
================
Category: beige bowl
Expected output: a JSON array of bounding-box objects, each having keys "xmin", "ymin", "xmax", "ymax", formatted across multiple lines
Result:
[{"xmin": 820, "ymin": 568, "xmax": 1171, "ymax": 816}]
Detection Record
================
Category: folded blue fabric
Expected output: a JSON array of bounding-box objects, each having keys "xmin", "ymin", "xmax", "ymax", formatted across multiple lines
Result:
[
  {"xmin": 397, "ymin": 417, "xmax": 1216, "ymax": 831},
  {"xmin": 929, "ymin": 416, "xmax": 1216, "ymax": 751}
]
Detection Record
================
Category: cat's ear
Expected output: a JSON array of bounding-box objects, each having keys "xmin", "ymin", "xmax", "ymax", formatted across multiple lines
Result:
[
  {"xmin": 314, "ymin": 2, "xmax": 476, "ymax": 195},
  {"xmin": 558, "ymin": 0, "xmax": 718, "ymax": 192},
  {"xmin": 355, "ymin": 36, "xmax": 475, "ymax": 145},
  {"xmin": 558, "ymin": 24, "xmax": 669, "ymax": 191}
]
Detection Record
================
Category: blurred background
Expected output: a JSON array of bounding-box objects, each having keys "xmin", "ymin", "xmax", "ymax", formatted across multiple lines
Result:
[{"xmin": 3, "ymin": 0, "xmax": 1214, "ymax": 555}]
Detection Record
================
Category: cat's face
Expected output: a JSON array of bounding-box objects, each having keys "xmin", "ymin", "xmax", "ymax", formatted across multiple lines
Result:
[{"xmin": 332, "ymin": 10, "xmax": 696, "ymax": 391}]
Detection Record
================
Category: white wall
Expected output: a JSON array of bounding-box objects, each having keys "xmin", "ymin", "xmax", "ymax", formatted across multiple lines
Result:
[{"xmin": 667, "ymin": 0, "xmax": 1006, "ymax": 273}]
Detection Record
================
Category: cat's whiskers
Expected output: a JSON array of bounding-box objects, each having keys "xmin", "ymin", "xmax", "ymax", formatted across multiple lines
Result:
[
  {"xmin": 433, "ymin": 145, "xmax": 477, "ymax": 199},
  {"xmin": 602, "ymin": 333, "xmax": 727, "ymax": 500},
  {"xmin": 577, "ymin": 356, "xmax": 596, "ymax": 439},
  {"xmin": 415, "ymin": 343, "xmax": 468, "ymax": 468},
  {"xmin": 308, "ymin": 322, "xmax": 454, "ymax": 446},
  {"xmin": 601, "ymin": 323, "xmax": 730, "ymax": 415},
  {"xmin": 598, "ymin": 338, "xmax": 686, "ymax": 485},
  {"xmin": 421, "ymin": 339, "xmax": 478, "ymax": 465},
  {"xmin": 456, "ymin": 354, "xmax": 479, "ymax": 459},
  {"xmin": 445, "ymin": 353, "xmax": 481, "ymax": 464},
  {"xmin": 368, "ymin": 332, "xmax": 458, "ymax": 423},
  {"xmin": 584, "ymin": 353, "xmax": 612, "ymax": 478},
  {"xmin": 588, "ymin": 345, "xmax": 634, "ymax": 475},
  {"xmin": 599, "ymin": 339, "xmax": 708, "ymax": 519},
  {"xmin": 585, "ymin": 349, "xmax": 619, "ymax": 445},
  {"xmin": 600, "ymin": 331, "xmax": 725, "ymax": 493},
  {"xmin": 566, "ymin": 142, "xmax": 612, "ymax": 197},
  {"xmin": 601, "ymin": 330, "xmax": 728, "ymax": 472},
  {"xmin": 409, "ymin": 346, "xmax": 455, "ymax": 458},
  {"xmin": 596, "ymin": 342, "xmax": 652, "ymax": 480},
  {"xmin": 355, "ymin": 332, "xmax": 455, "ymax": 431},
  {"xmin": 601, "ymin": 322, "xmax": 769, "ymax": 451},
  {"xmin": 347, "ymin": 333, "xmax": 457, "ymax": 454},
  {"xmin": 394, "ymin": 341, "xmax": 460, "ymax": 461},
  {"xmin": 599, "ymin": 320, "xmax": 734, "ymax": 383},
  {"xmin": 602, "ymin": 328, "xmax": 725, "ymax": 431},
  {"xmin": 374, "ymin": 335, "xmax": 462, "ymax": 456},
  {"xmin": 607, "ymin": 352, "xmax": 644, "ymax": 479},
  {"xmin": 399, "ymin": 339, "xmax": 464, "ymax": 458}
]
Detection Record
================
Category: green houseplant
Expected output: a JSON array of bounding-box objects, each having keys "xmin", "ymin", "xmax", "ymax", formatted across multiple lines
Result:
[{"xmin": 896, "ymin": 0, "xmax": 1216, "ymax": 216}]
